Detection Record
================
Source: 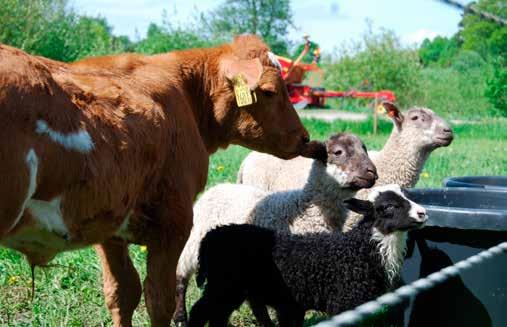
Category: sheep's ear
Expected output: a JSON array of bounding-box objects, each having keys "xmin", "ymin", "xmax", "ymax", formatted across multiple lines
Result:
[
  {"xmin": 382, "ymin": 102, "xmax": 404, "ymax": 131},
  {"xmin": 342, "ymin": 198, "xmax": 373, "ymax": 216},
  {"xmin": 300, "ymin": 140, "xmax": 328, "ymax": 163}
]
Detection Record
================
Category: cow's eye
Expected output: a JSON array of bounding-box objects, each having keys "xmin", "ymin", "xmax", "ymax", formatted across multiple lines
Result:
[{"xmin": 262, "ymin": 90, "xmax": 276, "ymax": 97}]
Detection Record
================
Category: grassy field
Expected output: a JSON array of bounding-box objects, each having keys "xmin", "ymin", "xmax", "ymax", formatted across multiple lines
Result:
[{"xmin": 0, "ymin": 117, "xmax": 506, "ymax": 326}]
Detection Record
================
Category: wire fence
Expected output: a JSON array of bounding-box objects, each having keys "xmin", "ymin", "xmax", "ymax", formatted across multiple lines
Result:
[{"xmin": 314, "ymin": 241, "xmax": 507, "ymax": 327}]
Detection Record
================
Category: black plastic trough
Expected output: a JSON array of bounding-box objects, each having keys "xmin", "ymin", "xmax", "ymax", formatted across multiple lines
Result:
[
  {"xmin": 443, "ymin": 176, "xmax": 507, "ymax": 190},
  {"xmin": 399, "ymin": 187, "xmax": 507, "ymax": 327}
]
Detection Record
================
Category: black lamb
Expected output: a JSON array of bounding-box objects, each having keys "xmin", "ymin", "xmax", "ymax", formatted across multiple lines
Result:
[{"xmin": 188, "ymin": 184, "xmax": 427, "ymax": 327}]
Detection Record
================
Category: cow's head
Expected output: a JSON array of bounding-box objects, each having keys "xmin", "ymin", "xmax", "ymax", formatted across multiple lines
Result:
[{"xmin": 215, "ymin": 35, "xmax": 309, "ymax": 159}]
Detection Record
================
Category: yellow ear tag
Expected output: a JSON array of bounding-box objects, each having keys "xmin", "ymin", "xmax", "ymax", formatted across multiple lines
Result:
[{"xmin": 233, "ymin": 75, "xmax": 256, "ymax": 107}]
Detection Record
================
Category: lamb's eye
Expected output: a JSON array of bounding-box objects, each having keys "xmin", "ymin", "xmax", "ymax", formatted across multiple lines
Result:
[
  {"xmin": 411, "ymin": 115, "xmax": 419, "ymax": 121},
  {"xmin": 334, "ymin": 150, "xmax": 343, "ymax": 156}
]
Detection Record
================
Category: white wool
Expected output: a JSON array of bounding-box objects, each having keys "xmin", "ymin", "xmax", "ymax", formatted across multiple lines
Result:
[
  {"xmin": 371, "ymin": 228, "xmax": 407, "ymax": 284},
  {"xmin": 177, "ymin": 160, "xmax": 354, "ymax": 279},
  {"xmin": 238, "ymin": 107, "xmax": 449, "ymax": 233}
]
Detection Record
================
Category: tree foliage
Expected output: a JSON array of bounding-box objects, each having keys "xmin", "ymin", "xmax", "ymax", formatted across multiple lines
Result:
[
  {"xmin": 459, "ymin": 0, "xmax": 507, "ymax": 59},
  {"xmin": 135, "ymin": 20, "xmax": 215, "ymax": 55},
  {"xmin": 419, "ymin": 36, "xmax": 460, "ymax": 66},
  {"xmin": 199, "ymin": 0, "xmax": 293, "ymax": 55},
  {"xmin": 323, "ymin": 27, "xmax": 422, "ymax": 107},
  {"xmin": 0, "ymin": 0, "xmax": 132, "ymax": 61}
]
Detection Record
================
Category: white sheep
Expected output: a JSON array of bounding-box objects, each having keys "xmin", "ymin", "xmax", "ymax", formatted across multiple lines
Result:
[
  {"xmin": 237, "ymin": 102, "xmax": 453, "ymax": 231},
  {"xmin": 173, "ymin": 133, "xmax": 377, "ymax": 326}
]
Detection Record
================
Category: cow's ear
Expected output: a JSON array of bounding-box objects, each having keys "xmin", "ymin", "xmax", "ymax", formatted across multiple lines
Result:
[{"xmin": 221, "ymin": 57, "xmax": 263, "ymax": 90}]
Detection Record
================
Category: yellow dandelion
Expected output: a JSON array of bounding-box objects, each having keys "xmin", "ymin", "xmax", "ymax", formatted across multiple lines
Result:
[
  {"xmin": 421, "ymin": 171, "xmax": 430, "ymax": 178},
  {"xmin": 216, "ymin": 165, "xmax": 225, "ymax": 172},
  {"xmin": 140, "ymin": 245, "xmax": 147, "ymax": 253},
  {"xmin": 376, "ymin": 104, "xmax": 386, "ymax": 114},
  {"xmin": 8, "ymin": 276, "xmax": 20, "ymax": 285}
]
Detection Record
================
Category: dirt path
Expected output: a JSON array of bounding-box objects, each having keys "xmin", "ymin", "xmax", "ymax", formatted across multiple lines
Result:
[{"xmin": 297, "ymin": 109, "xmax": 367, "ymax": 122}]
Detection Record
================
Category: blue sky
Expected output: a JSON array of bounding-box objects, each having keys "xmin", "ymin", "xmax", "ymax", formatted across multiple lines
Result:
[{"xmin": 71, "ymin": 0, "xmax": 472, "ymax": 54}]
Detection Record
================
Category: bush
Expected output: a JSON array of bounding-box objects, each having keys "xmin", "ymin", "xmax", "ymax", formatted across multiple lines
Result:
[
  {"xmin": 0, "ymin": 0, "xmax": 131, "ymax": 62},
  {"xmin": 485, "ymin": 60, "xmax": 507, "ymax": 115},
  {"xmin": 451, "ymin": 50, "xmax": 486, "ymax": 73},
  {"xmin": 322, "ymin": 26, "xmax": 422, "ymax": 107},
  {"xmin": 135, "ymin": 21, "xmax": 216, "ymax": 55},
  {"xmin": 418, "ymin": 66, "xmax": 494, "ymax": 119},
  {"xmin": 419, "ymin": 36, "xmax": 460, "ymax": 67}
]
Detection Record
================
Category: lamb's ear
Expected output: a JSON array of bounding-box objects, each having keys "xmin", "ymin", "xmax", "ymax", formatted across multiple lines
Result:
[
  {"xmin": 300, "ymin": 140, "xmax": 328, "ymax": 163},
  {"xmin": 342, "ymin": 198, "xmax": 373, "ymax": 216},
  {"xmin": 382, "ymin": 102, "xmax": 404, "ymax": 131},
  {"xmin": 220, "ymin": 57, "xmax": 263, "ymax": 90}
]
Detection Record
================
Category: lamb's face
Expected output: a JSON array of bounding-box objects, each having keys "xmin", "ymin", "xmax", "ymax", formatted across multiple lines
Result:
[
  {"xmin": 382, "ymin": 102, "xmax": 454, "ymax": 150},
  {"xmin": 368, "ymin": 184, "xmax": 427, "ymax": 234},
  {"xmin": 403, "ymin": 108, "xmax": 454, "ymax": 149},
  {"xmin": 324, "ymin": 133, "xmax": 378, "ymax": 190}
]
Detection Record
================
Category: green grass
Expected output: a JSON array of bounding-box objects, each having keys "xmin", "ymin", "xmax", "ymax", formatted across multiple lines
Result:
[{"xmin": 1, "ymin": 118, "xmax": 506, "ymax": 326}]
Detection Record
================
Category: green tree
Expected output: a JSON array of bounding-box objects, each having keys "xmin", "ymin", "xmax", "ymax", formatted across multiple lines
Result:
[
  {"xmin": 418, "ymin": 35, "xmax": 460, "ymax": 66},
  {"xmin": 459, "ymin": 0, "xmax": 507, "ymax": 59},
  {"xmin": 485, "ymin": 58, "xmax": 507, "ymax": 115},
  {"xmin": 0, "ymin": 0, "xmax": 131, "ymax": 61},
  {"xmin": 323, "ymin": 27, "xmax": 422, "ymax": 107},
  {"xmin": 135, "ymin": 21, "xmax": 215, "ymax": 55},
  {"xmin": 200, "ymin": 0, "xmax": 293, "ymax": 55}
]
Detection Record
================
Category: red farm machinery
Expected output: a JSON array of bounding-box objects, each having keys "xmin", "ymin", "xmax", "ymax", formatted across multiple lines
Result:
[{"xmin": 276, "ymin": 37, "xmax": 396, "ymax": 110}]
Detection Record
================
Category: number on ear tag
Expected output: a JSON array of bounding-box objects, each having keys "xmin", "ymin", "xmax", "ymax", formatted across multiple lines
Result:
[{"xmin": 233, "ymin": 75, "xmax": 255, "ymax": 107}]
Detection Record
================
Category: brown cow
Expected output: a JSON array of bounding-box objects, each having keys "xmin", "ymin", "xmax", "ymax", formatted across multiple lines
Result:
[{"xmin": 0, "ymin": 35, "xmax": 311, "ymax": 326}]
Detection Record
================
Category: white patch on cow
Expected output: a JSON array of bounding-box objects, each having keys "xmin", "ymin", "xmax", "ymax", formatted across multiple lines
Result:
[
  {"xmin": 9, "ymin": 149, "xmax": 39, "ymax": 232},
  {"xmin": 371, "ymin": 227, "xmax": 407, "ymax": 284},
  {"xmin": 325, "ymin": 164, "xmax": 349, "ymax": 186},
  {"xmin": 267, "ymin": 51, "xmax": 282, "ymax": 71},
  {"xmin": 116, "ymin": 210, "xmax": 134, "ymax": 240},
  {"xmin": 36, "ymin": 120, "xmax": 94, "ymax": 153},
  {"xmin": 26, "ymin": 197, "xmax": 68, "ymax": 236}
]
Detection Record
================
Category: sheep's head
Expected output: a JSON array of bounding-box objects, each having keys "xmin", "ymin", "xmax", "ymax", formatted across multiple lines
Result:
[
  {"xmin": 382, "ymin": 102, "xmax": 454, "ymax": 150},
  {"xmin": 343, "ymin": 184, "xmax": 427, "ymax": 234},
  {"xmin": 343, "ymin": 184, "xmax": 427, "ymax": 283},
  {"xmin": 302, "ymin": 133, "xmax": 378, "ymax": 190}
]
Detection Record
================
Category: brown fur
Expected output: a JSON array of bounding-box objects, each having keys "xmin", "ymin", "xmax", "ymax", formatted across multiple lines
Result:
[{"xmin": 0, "ymin": 35, "xmax": 309, "ymax": 326}]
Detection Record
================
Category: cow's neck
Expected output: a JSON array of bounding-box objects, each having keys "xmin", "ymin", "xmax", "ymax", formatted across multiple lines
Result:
[{"xmin": 150, "ymin": 49, "xmax": 231, "ymax": 155}]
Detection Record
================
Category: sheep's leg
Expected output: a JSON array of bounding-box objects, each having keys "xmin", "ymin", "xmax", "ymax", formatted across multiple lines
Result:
[
  {"xmin": 248, "ymin": 299, "xmax": 274, "ymax": 327},
  {"xmin": 144, "ymin": 200, "xmax": 193, "ymax": 327},
  {"xmin": 276, "ymin": 303, "xmax": 304, "ymax": 327},
  {"xmin": 188, "ymin": 293, "xmax": 212, "ymax": 327},
  {"xmin": 173, "ymin": 275, "xmax": 189, "ymax": 327},
  {"xmin": 95, "ymin": 239, "xmax": 142, "ymax": 327}
]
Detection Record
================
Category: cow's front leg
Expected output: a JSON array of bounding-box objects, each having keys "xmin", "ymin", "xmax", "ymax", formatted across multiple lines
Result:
[
  {"xmin": 95, "ymin": 239, "xmax": 142, "ymax": 327},
  {"xmin": 144, "ymin": 202, "xmax": 193, "ymax": 327}
]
